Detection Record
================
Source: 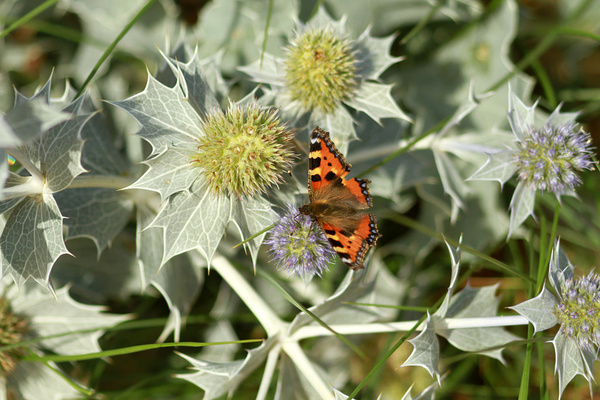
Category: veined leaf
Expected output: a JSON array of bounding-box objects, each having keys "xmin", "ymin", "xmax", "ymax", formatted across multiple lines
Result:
[
  {"xmin": 345, "ymin": 82, "xmax": 411, "ymax": 124},
  {"xmin": 355, "ymin": 27, "xmax": 402, "ymax": 80},
  {"xmin": 127, "ymin": 146, "xmax": 200, "ymax": 200},
  {"xmin": 110, "ymin": 74, "xmax": 202, "ymax": 157},
  {"xmin": 11, "ymin": 285, "xmax": 128, "ymax": 355},
  {"xmin": 468, "ymin": 151, "xmax": 518, "ymax": 184},
  {"xmin": 435, "ymin": 284, "xmax": 520, "ymax": 361},
  {"xmin": 402, "ymin": 315, "xmax": 440, "ymax": 378},
  {"xmin": 508, "ymin": 181, "xmax": 535, "ymax": 237},
  {"xmin": 552, "ymin": 331, "xmax": 595, "ymax": 399},
  {"xmin": 229, "ymin": 196, "xmax": 277, "ymax": 267},
  {"xmin": 54, "ymin": 188, "xmax": 134, "ymax": 254},
  {"xmin": 0, "ymin": 195, "xmax": 68, "ymax": 287},
  {"xmin": 177, "ymin": 336, "xmax": 278, "ymax": 400},
  {"xmin": 19, "ymin": 104, "xmax": 90, "ymax": 193},
  {"xmin": 510, "ymin": 285, "xmax": 558, "ymax": 334},
  {"xmin": 149, "ymin": 179, "xmax": 232, "ymax": 266},
  {"xmin": 0, "ymin": 99, "xmax": 70, "ymax": 148},
  {"xmin": 152, "ymin": 250, "xmax": 204, "ymax": 342}
]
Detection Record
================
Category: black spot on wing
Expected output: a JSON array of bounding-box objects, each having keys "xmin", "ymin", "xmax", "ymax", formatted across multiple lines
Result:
[
  {"xmin": 309, "ymin": 157, "xmax": 321, "ymax": 170},
  {"xmin": 324, "ymin": 171, "xmax": 337, "ymax": 181},
  {"xmin": 328, "ymin": 237, "xmax": 343, "ymax": 249}
]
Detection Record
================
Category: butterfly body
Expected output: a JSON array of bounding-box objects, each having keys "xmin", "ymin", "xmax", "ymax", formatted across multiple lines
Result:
[{"xmin": 299, "ymin": 127, "xmax": 381, "ymax": 270}]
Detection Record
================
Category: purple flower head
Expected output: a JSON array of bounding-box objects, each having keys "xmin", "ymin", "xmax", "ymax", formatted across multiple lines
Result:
[
  {"xmin": 513, "ymin": 123, "xmax": 593, "ymax": 195},
  {"xmin": 555, "ymin": 272, "xmax": 600, "ymax": 351},
  {"xmin": 264, "ymin": 205, "xmax": 336, "ymax": 282}
]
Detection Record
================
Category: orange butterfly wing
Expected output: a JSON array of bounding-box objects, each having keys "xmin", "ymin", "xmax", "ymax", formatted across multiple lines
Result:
[{"xmin": 302, "ymin": 127, "xmax": 381, "ymax": 270}]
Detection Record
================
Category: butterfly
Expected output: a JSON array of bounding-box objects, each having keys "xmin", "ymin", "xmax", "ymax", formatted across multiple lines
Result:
[{"xmin": 299, "ymin": 127, "xmax": 381, "ymax": 270}]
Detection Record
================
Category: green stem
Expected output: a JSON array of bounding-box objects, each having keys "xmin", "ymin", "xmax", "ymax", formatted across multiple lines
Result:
[
  {"xmin": 75, "ymin": 0, "xmax": 158, "ymax": 98},
  {"xmin": 0, "ymin": 0, "xmax": 59, "ymax": 40}
]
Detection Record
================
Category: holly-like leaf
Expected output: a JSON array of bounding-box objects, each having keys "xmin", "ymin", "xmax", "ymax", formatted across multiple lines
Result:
[
  {"xmin": 508, "ymin": 181, "xmax": 535, "ymax": 237},
  {"xmin": 310, "ymin": 106, "xmax": 355, "ymax": 151},
  {"xmin": 432, "ymin": 148, "xmax": 466, "ymax": 218},
  {"xmin": 152, "ymin": 251, "xmax": 204, "ymax": 342},
  {"xmin": 54, "ymin": 188, "xmax": 134, "ymax": 254},
  {"xmin": 548, "ymin": 240, "xmax": 573, "ymax": 296},
  {"xmin": 127, "ymin": 146, "xmax": 200, "ymax": 200},
  {"xmin": 436, "ymin": 239, "xmax": 462, "ymax": 318},
  {"xmin": 510, "ymin": 286, "xmax": 558, "ymax": 334},
  {"xmin": 0, "ymin": 99, "xmax": 70, "ymax": 148},
  {"xmin": 137, "ymin": 204, "xmax": 204, "ymax": 342},
  {"xmin": 11, "ymin": 285, "xmax": 128, "ymax": 355},
  {"xmin": 355, "ymin": 27, "xmax": 401, "ymax": 80},
  {"xmin": 0, "ymin": 195, "xmax": 68, "ymax": 287},
  {"xmin": 110, "ymin": 74, "xmax": 202, "ymax": 158},
  {"xmin": 53, "ymin": 101, "xmax": 134, "ymax": 253},
  {"xmin": 149, "ymin": 179, "xmax": 232, "ymax": 266},
  {"xmin": 177, "ymin": 336, "xmax": 278, "ymax": 400},
  {"xmin": 19, "ymin": 103, "xmax": 90, "ymax": 193},
  {"xmin": 162, "ymin": 50, "xmax": 222, "ymax": 115},
  {"xmin": 52, "ymin": 236, "xmax": 144, "ymax": 303},
  {"xmin": 402, "ymin": 315, "xmax": 440, "ymax": 378},
  {"xmin": 229, "ymin": 196, "xmax": 277, "ymax": 267},
  {"xmin": 507, "ymin": 87, "xmax": 536, "ymax": 141},
  {"xmin": 290, "ymin": 255, "xmax": 403, "ymax": 331},
  {"xmin": 468, "ymin": 151, "xmax": 518, "ymax": 184},
  {"xmin": 345, "ymin": 82, "xmax": 412, "ymax": 124},
  {"xmin": 552, "ymin": 331, "xmax": 595, "ymax": 399},
  {"xmin": 435, "ymin": 284, "xmax": 520, "ymax": 361},
  {"xmin": 77, "ymin": 102, "xmax": 130, "ymax": 175},
  {"xmin": 238, "ymin": 54, "xmax": 282, "ymax": 87}
]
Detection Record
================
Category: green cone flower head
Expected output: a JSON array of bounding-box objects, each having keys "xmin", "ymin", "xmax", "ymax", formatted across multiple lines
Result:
[
  {"xmin": 284, "ymin": 27, "xmax": 357, "ymax": 114},
  {"xmin": 555, "ymin": 272, "xmax": 600, "ymax": 352},
  {"xmin": 0, "ymin": 297, "xmax": 29, "ymax": 376},
  {"xmin": 239, "ymin": 7, "xmax": 410, "ymax": 145},
  {"xmin": 193, "ymin": 103, "xmax": 294, "ymax": 197}
]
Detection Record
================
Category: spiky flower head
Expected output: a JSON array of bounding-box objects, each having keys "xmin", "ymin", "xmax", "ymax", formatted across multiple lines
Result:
[
  {"xmin": 193, "ymin": 103, "xmax": 295, "ymax": 197},
  {"xmin": 265, "ymin": 205, "xmax": 336, "ymax": 282},
  {"xmin": 284, "ymin": 28, "xmax": 358, "ymax": 114},
  {"xmin": 0, "ymin": 296, "xmax": 29, "ymax": 376},
  {"xmin": 513, "ymin": 122, "xmax": 594, "ymax": 194},
  {"xmin": 554, "ymin": 272, "xmax": 600, "ymax": 352}
]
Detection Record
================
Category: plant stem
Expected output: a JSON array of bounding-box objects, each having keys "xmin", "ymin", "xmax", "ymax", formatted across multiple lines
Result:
[
  {"xmin": 211, "ymin": 255, "xmax": 285, "ymax": 337},
  {"xmin": 291, "ymin": 315, "xmax": 529, "ymax": 341}
]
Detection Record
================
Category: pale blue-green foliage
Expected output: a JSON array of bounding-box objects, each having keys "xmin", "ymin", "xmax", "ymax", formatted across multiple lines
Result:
[
  {"xmin": 2, "ymin": 278, "xmax": 127, "ymax": 398},
  {"xmin": 0, "ymin": 0, "xmax": 596, "ymax": 398},
  {"xmin": 0, "ymin": 82, "xmax": 87, "ymax": 288},
  {"xmin": 404, "ymin": 242, "xmax": 518, "ymax": 379}
]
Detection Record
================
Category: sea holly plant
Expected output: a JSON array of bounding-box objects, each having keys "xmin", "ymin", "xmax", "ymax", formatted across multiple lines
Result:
[
  {"xmin": 403, "ymin": 240, "xmax": 521, "ymax": 378},
  {"xmin": 469, "ymin": 86, "xmax": 594, "ymax": 236},
  {"xmin": 239, "ymin": 8, "xmax": 411, "ymax": 147},
  {"xmin": 176, "ymin": 237, "xmax": 535, "ymax": 399},
  {"xmin": 112, "ymin": 50, "xmax": 294, "ymax": 268},
  {"xmin": 0, "ymin": 80, "xmax": 94, "ymax": 288},
  {"xmin": 511, "ymin": 241, "xmax": 599, "ymax": 398},
  {"xmin": 0, "ymin": 278, "xmax": 127, "ymax": 399}
]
